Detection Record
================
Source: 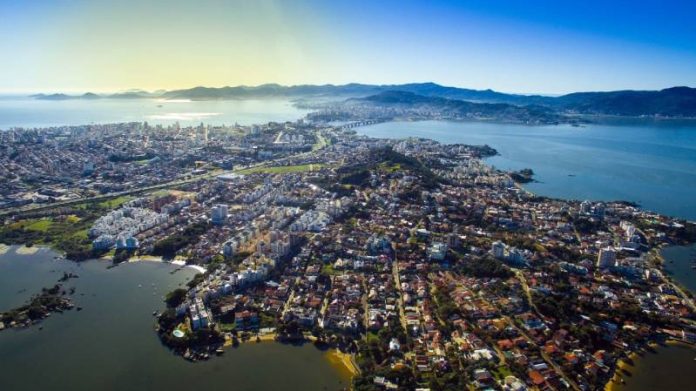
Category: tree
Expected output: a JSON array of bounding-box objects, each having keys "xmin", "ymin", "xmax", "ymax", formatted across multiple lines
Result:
[{"xmin": 165, "ymin": 288, "xmax": 187, "ymax": 308}]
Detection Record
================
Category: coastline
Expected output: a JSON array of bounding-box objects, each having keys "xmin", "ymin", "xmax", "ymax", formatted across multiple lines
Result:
[
  {"xmin": 15, "ymin": 245, "xmax": 41, "ymax": 255},
  {"xmin": 126, "ymin": 255, "xmax": 208, "ymax": 274},
  {"xmin": 604, "ymin": 342, "xmax": 658, "ymax": 391},
  {"xmin": 605, "ymin": 340, "xmax": 696, "ymax": 391},
  {"xmin": 242, "ymin": 331, "xmax": 359, "ymax": 379},
  {"xmin": 3, "ymin": 121, "xmax": 696, "ymax": 390}
]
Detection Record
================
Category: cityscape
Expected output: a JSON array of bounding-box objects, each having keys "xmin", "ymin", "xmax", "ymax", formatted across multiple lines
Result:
[
  {"xmin": 2, "ymin": 114, "xmax": 695, "ymax": 390},
  {"xmin": 1, "ymin": 1, "xmax": 696, "ymax": 391}
]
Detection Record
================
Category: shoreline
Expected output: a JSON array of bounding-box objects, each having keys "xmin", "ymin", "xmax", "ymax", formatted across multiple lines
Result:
[
  {"xmin": 605, "ymin": 340, "xmax": 696, "ymax": 391},
  {"xmin": 15, "ymin": 245, "xmax": 41, "ymax": 255},
  {"xmin": 0, "ymin": 244, "xmax": 209, "ymax": 274},
  {"xmin": 239, "ymin": 332, "xmax": 359, "ymax": 379},
  {"xmin": 127, "ymin": 255, "xmax": 208, "ymax": 274}
]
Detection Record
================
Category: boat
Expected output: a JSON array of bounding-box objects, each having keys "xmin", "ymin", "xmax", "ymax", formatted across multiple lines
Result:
[
  {"xmin": 152, "ymin": 310, "xmax": 158, "ymax": 316},
  {"xmin": 215, "ymin": 348, "xmax": 224, "ymax": 355}
]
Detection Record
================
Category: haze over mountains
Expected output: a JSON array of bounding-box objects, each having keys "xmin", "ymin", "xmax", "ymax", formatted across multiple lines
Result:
[{"xmin": 31, "ymin": 83, "xmax": 696, "ymax": 118}]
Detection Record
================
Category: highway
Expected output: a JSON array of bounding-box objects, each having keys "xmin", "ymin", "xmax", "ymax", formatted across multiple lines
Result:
[{"xmin": 0, "ymin": 152, "xmax": 311, "ymax": 218}]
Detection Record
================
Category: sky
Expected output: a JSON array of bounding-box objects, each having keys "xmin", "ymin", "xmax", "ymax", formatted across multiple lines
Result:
[{"xmin": 1, "ymin": 0, "xmax": 695, "ymax": 94}]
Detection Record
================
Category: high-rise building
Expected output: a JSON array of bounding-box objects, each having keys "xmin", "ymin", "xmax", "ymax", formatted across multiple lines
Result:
[
  {"xmin": 491, "ymin": 241, "xmax": 506, "ymax": 259},
  {"xmin": 597, "ymin": 247, "xmax": 616, "ymax": 269},
  {"xmin": 211, "ymin": 204, "xmax": 228, "ymax": 225}
]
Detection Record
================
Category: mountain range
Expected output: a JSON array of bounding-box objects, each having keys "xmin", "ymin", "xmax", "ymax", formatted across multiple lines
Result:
[{"xmin": 31, "ymin": 83, "xmax": 696, "ymax": 118}]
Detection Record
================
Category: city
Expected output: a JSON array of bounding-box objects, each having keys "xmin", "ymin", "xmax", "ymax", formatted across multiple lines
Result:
[
  {"xmin": 2, "ymin": 117, "xmax": 695, "ymax": 390},
  {"xmin": 2, "ymin": 1, "xmax": 696, "ymax": 391}
]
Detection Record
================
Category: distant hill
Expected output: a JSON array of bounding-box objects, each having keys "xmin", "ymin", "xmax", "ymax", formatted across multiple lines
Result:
[
  {"xmin": 160, "ymin": 82, "xmax": 541, "ymax": 103},
  {"xmin": 32, "ymin": 91, "xmax": 156, "ymax": 100},
  {"xmin": 553, "ymin": 86, "xmax": 696, "ymax": 117},
  {"xmin": 315, "ymin": 90, "xmax": 567, "ymax": 125},
  {"xmin": 31, "ymin": 83, "xmax": 696, "ymax": 118},
  {"xmin": 31, "ymin": 93, "xmax": 73, "ymax": 100}
]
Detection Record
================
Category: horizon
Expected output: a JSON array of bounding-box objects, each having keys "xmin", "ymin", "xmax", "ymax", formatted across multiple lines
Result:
[
  {"xmin": 2, "ymin": 0, "xmax": 696, "ymax": 94},
  {"xmin": 5, "ymin": 81, "xmax": 695, "ymax": 98}
]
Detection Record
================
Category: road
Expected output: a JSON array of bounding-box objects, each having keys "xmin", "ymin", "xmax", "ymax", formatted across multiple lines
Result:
[
  {"xmin": 444, "ymin": 271, "xmax": 580, "ymax": 391},
  {"xmin": 391, "ymin": 249, "xmax": 409, "ymax": 332},
  {"xmin": 0, "ymin": 147, "xmax": 321, "ymax": 218}
]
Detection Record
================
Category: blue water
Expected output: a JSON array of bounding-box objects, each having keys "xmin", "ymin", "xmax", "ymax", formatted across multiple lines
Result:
[
  {"xmin": 357, "ymin": 119, "xmax": 696, "ymax": 221},
  {"xmin": 0, "ymin": 97, "xmax": 308, "ymax": 129}
]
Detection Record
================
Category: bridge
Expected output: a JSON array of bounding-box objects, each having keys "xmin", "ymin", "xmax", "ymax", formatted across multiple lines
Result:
[{"xmin": 340, "ymin": 119, "xmax": 385, "ymax": 129}]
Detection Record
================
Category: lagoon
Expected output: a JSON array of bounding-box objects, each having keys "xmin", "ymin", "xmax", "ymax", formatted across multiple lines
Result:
[{"xmin": 0, "ymin": 247, "xmax": 348, "ymax": 391}]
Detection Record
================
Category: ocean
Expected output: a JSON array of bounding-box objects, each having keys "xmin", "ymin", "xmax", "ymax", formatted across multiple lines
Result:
[{"xmin": 0, "ymin": 96, "xmax": 308, "ymax": 129}]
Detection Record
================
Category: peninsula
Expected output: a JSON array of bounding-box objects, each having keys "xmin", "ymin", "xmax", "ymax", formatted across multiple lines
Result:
[{"xmin": 1, "ymin": 116, "xmax": 695, "ymax": 391}]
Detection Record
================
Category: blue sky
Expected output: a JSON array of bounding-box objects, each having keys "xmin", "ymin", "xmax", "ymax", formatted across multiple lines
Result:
[{"xmin": 0, "ymin": 0, "xmax": 694, "ymax": 93}]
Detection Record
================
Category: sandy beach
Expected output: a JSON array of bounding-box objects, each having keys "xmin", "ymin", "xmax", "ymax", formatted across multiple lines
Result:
[
  {"xmin": 0, "ymin": 244, "xmax": 9, "ymax": 255},
  {"xmin": 325, "ymin": 349, "xmax": 360, "ymax": 378},
  {"xmin": 15, "ymin": 245, "xmax": 40, "ymax": 255},
  {"xmin": 127, "ymin": 256, "xmax": 207, "ymax": 274},
  {"xmin": 604, "ymin": 340, "xmax": 693, "ymax": 391},
  {"xmin": 240, "ymin": 332, "xmax": 359, "ymax": 378}
]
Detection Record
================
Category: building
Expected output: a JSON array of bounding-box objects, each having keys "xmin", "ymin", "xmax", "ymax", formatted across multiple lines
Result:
[
  {"xmin": 597, "ymin": 247, "xmax": 616, "ymax": 269},
  {"xmin": 211, "ymin": 204, "xmax": 228, "ymax": 225},
  {"xmin": 491, "ymin": 241, "xmax": 506, "ymax": 259},
  {"xmin": 428, "ymin": 242, "xmax": 448, "ymax": 261}
]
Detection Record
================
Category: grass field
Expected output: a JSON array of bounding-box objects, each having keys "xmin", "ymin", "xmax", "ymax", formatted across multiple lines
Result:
[
  {"xmin": 98, "ymin": 195, "xmax": 133, "ymax": 209},
  {"xmin": 0, "ymin": 202, "xmax": 119, "ymax": 260},
  {"xmin": 237, "ymin": 164, "xmax": 327, "ymax": 175},
  {"xmin": 24, "ymin": 219, "xmax": 54, "ymax": 232}
]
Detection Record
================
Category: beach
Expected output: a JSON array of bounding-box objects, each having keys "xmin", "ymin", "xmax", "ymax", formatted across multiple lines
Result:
[
  {"xmin": 15, "ymin": 245, "xmax": 40, "ymax": 255},
  {"xmin": 127, "ymin": 255, "xmax": 207, "ymax": 274},
  {"xmin": 605, "ymin": 341, "xmax": 696, "ymax": 391},
  {"xmin": 240, "ymin": 331, "xmax": 359, "ymax": 378}
]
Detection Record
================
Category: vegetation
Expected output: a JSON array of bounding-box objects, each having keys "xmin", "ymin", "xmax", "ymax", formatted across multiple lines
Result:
[
  {"xmin": 111, "ymin": 248, "xmax": 134, "ymax": 264},
  {"xmin": 509, "ymin": 168, "xmax": 535, "ymax": 183},
  {"xmin": 152, "ymin": 221, "xmax": 210, "ymax": 257},
  {"xmin": 1, "ymin": 283, "xmax": 73, "ymax": 325},
  {"xmin": 0, "ymin": 204, "xmax": 115, "ymax": 261},
  {"xmin": 454, "ymin": 256, "xmax": 513, "ymax": 278},
  {"xmin": 165, "ymin": 288, "xmax": 188, "ymax": 308},
  {"xmin": 333, "ymin": 146, "xmax": 443, "ymax": 191},
  {"xmin": 236, "ymin": 163, "xmax": 326, "ymax": 175}
]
